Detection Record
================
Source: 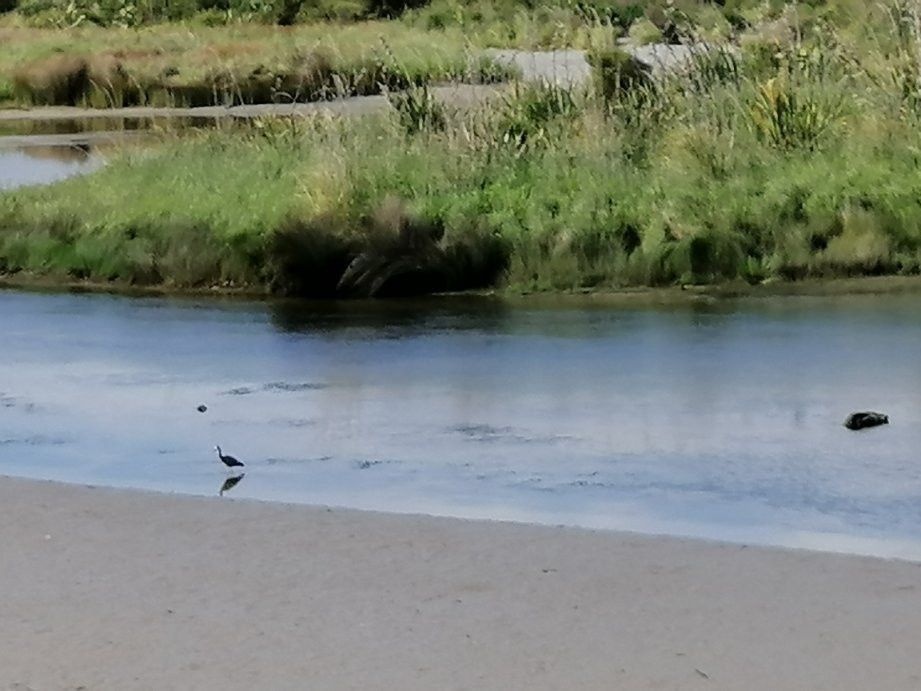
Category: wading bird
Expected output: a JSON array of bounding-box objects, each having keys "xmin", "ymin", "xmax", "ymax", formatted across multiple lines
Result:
[{"xmin": 215, "ymin": 445, "xmax": 245, "ymax": 469}]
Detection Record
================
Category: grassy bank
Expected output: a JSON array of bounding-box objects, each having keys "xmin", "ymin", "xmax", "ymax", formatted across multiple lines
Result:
[
  {"xmin": 5, "ymin": 1, "xmax": 921, "ymax": 296},
  {"xmin": 0, "ymin": 1, "xmax": 900, "ymax": 109},
  {"xmin": 0, "ymin": 0, "xmax": 893, "ymax": 109},
  {"xmin": 0, "ymin": 22, "xmax": 511, "ymax": 108},
  {"xmin": 4, "ymin": 78, "xmax": 921, "ymax": 295}
]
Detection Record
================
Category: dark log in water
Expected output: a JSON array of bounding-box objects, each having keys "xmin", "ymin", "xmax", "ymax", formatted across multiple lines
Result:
[{"xmin": 844, "ymin": 411, "xmax": 889, "ymax": 431}]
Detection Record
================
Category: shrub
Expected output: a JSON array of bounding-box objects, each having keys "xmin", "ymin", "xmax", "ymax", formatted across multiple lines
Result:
[
  {"xmin": 682, "ymin": 231, "xmax": 744, "ymax": 283},
  {"xmin": 576, "ymin": 0, "xmax": 645, "ymax": 30}
]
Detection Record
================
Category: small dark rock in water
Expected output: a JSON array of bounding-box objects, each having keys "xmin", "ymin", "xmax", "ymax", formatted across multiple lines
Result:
[
  {"xmin": 197, "ymin": 404, "xmax": 207, "ymax": 413},
  {"xmin": 844, "ymin": 411, "xmax": 889, "ymax": 430}
]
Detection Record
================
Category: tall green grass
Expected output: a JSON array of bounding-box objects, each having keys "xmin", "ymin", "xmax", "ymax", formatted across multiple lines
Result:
[{"xmin": 6, "ymin": 2, "xmax": 921, "ymax": 295}]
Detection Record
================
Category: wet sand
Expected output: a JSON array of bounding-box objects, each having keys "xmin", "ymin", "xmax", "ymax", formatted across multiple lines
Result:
[{"xmin": 1, "ymin": 476, "xmax": 920, "ymax": 690}]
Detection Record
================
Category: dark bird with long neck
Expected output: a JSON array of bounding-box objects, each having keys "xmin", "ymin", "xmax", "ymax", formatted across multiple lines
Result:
[{"xmin": 215, "ymin": 445, "xmax": 245, "ymax": 468}]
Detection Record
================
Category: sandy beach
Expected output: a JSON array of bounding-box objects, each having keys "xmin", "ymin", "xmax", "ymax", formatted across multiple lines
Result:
[{"xmin": 1, "ymin": 476, "xmax": 919, "ymax": 691}]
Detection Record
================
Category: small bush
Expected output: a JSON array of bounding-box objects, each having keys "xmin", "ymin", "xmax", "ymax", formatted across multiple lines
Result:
[
  {"xmin": 687, "ymin": 4, "xmax": 732, "ymax": 42},
  {"xmin": 575, "ymin": 0, "xmax": 645, "ymax": 30},
  {"xmin": 338, "ymin": 197, "xmax": 446, "ymax": 296}
]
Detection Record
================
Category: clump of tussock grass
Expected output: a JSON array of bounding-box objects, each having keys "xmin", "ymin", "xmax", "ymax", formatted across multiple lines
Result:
[{"xmin": 748, "ymin": 75, "xmax": 845, "ymax": 151}]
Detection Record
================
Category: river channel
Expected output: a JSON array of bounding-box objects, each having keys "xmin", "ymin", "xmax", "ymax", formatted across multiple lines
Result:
[{"xmin": 2, "ymin": 288, "xmax": 921, "ymax": 559}]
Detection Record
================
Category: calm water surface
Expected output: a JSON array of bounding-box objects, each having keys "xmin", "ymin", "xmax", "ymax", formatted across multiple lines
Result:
[
  {"xmin": 2, "ymin": 289, "xmax": 921, "ymax": 559},
  {"xmin": 0, "ymin": 147, "xmax": 101, "ymax": 190}
]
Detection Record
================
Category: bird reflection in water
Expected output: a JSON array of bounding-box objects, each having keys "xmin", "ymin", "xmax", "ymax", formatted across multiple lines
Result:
[{"xmin": 219, "ymin": 473, "xmax": 246, "ymax": 496}]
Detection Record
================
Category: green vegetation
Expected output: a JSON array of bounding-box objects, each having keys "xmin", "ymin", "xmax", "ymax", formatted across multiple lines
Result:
[
  {"xmin": 1, "ymin": 0, "xmax": 718, "ymax": 30},
  {"xmin": 5, "ymin": 24, "xmax": 921, "ymax": 296},
  {"xmin": 0, "ymin": 0, "xmax": 662, "ymax": 108},
  {"xmin": 4, "ymin": 0, "xmax": 921, "ymax": 296},
  {"xmin": 0, "ymin": 0, "xmax": 900, "ymax": 108},
  {"xmin": 0, "ymin": 23, "xmax": 512, "ymax": 108}
]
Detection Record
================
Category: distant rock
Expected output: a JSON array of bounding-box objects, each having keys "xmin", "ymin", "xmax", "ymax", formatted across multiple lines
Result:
[
  {"xmin": 485, "ymin": 49, "xmax": 591, "ymax": 87},
  {"xmin": 626, "ymin": 41, "xmax": 735, "ymax": 79},
  {"xmin": 844, "ymin": 411, "xmax": 889, "ymax": 431}
]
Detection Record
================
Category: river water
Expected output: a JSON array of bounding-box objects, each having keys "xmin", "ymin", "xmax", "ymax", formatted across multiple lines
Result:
[
  {"xmin": 1, "ymin": 288, "xmax": 921, "ymax": 559},
  {"xmin": 0, "ymin": 147, "xmax": 101, "ymax": 190}
]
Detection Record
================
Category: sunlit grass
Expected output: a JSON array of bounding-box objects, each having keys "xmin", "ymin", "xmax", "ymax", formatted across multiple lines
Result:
[
  {"xmin": 3, "ymin": 73, "xmax": 921, "ymax": 295},
  {"xmin": 0, "ymin": 22, "xmax": 511, "ymax": 107}
]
